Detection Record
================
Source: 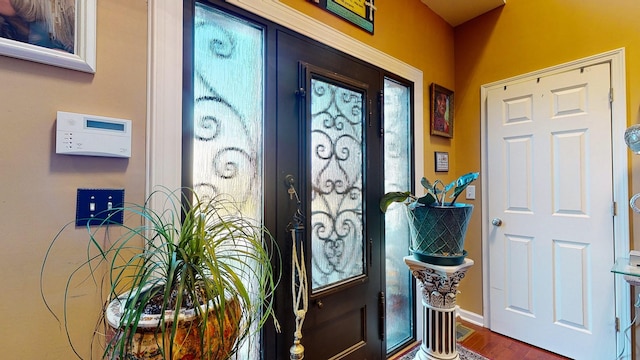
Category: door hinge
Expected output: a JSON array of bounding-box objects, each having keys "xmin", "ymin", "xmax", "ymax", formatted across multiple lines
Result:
[
  {"xmin": 609, "ymin": 88, "xmax": 614, "ymax": 103},
  {"xmin": 612, "ymin": 201, "xmax": 617, "ymax": 216},
  {"xmin": 378, "ymin": 90, "xmax": 384, "ymax": 137},
  {"xmin": 615, "ymin": 317, "xmax": 620, "ymax": 332},
  {"xmin": 368, "ymin": 98, "xmax": 373, "ymax": 128},
  {"xmin": 378, "ymin": 291, "xmax": 386, "ymax": 340}
]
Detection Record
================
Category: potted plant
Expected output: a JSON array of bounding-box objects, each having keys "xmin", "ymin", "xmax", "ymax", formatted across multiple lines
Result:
[
  {"xmin": 41, "ymin": 187, "xmax": 280, "ymax": 360},
  {"xmin": 380, "ymin": 172, "xmax": 479, "ymax": 266}
]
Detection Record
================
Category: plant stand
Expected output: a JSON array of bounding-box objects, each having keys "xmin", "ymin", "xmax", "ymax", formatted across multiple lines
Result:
[{"xmin": 404, "ymin": 256, "xmax": 474, "ymax": 360}]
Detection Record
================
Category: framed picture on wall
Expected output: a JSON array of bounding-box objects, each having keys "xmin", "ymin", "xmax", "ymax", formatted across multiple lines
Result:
[
  {"xmin": 430, "ymin": 83, "xmax": 454, "ymax": 138},
  {"xmin": 0, "ymin": 0, "xmax": 96, "ymax": 73},
  {"xmin": 309, "ymin": 0, "xmax": 375, "ymax": 34},
  {"xmin": 435, "ymin": 151, "xmax": 449, "ymax": 172}
]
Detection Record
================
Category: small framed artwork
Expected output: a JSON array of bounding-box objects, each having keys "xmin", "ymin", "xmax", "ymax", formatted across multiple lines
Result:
[
  {"xmin": 435, "ymin": 151, "xmax": 449, "ymax": 172},
  {"xmin": 0, "ymin": 0, "xmax": 96, "ymax": 73},
  {"xmin": 430, "ymin": 83, "xmax": 454, "ymax": 138},
  {"xmin": 309, "ymin": 0, "xmax": 375, "ymax": 34}
]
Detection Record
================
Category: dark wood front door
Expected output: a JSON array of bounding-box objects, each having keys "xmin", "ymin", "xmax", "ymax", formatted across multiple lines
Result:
[{"xmin": 271, "ymin": 30, "xmax": 385, "ymax": 360}]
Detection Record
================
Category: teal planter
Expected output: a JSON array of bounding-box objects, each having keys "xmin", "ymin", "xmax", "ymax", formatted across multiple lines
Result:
[{"xmin": 407, "ymin": 203, "xmax": 473, "ymax": 265}]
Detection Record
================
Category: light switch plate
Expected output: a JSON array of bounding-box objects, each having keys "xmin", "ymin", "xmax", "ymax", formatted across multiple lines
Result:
[
  {"xmin": 76, "ymin": 188, "xmax": 124, "ymax": 226},
  {"xmin": 465, "ymin": 185, "xmax": 476, "ymax": 200}
]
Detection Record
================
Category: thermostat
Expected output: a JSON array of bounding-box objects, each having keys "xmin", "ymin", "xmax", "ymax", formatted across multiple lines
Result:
[{"xmin": 56, "ymin": 111, "xmax": 132, "ymax": 158}]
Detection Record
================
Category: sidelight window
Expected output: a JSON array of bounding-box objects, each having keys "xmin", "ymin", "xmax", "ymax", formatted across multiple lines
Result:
[
  {"xmin": 192, "ymin": 4, "xmax": 265, "ymax": 359},
  {"xmin": 384, "ymin": 77, "xmax": 414, "ymax": 353}
]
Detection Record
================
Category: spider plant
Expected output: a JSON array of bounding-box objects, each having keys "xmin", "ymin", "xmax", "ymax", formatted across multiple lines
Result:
[
  {"xmin": 380, "ymin": 172, "xmax": 479, "ymax": 212},
  {"xmin": 41, "ymin": 187, "xmax": 280, "ymax": 360}
]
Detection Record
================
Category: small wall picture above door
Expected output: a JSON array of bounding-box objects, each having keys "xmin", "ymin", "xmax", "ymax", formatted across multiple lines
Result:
[
  {"xmin": 430, "ymin": 83, "xmax": 454, "ymax": 138},
  {"xmin": 308, "ymin": 0, "xmax": 375, "ymax": 34}
]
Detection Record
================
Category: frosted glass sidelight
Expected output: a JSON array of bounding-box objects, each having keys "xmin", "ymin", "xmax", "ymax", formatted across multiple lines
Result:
[
  {"xmin": 310, "ymin": 78, "xmax": 365, "ymax": 292},
  {"xmin": 384, "ymin": 78, "xmax": 414, "ymax": 352},
  {"xmin": 193, "ymin": 4, "xmax": 264, "ymax": 218},
  {"xmin": 193, "ymin": 4, "xmax": 264, "ymax": 359}
]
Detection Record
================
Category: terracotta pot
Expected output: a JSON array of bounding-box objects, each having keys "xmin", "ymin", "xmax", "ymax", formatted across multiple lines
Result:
[{"xmin": 106, "ymin": 292, "xmax": 242, "ymax": 360}]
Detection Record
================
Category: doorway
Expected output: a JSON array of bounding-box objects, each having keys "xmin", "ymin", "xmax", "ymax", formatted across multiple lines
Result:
[
  {"xmin": 184, "ymin": 1, "xmax": 417, "ymax": 359},
  {"xmin": 481, "ymin": 49, "xmax": 629, "ymax": 359}
]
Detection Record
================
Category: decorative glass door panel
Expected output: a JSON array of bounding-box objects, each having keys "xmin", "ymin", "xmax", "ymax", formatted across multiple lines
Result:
[
  {"xmin": 383, "ymin": 77, "xmax": 414, "ymax": 352},
  {"xmin": 282, "ymin": 52, "xmax": 382, "ymax": 359},
  {"xmin": 193, "ymin": 3, "xmax": 264, "ymax": 219},
  {"xmin": 309, "ymin": 77, "xmax": 366, "ymax": 293},
  {"xmin": 192, "ymin": 4, "xmax": 264, "ymax": 359}
]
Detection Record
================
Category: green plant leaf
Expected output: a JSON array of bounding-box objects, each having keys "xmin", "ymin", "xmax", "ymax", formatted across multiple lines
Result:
[
  {"xmin": 379, "ymin": 191, "xmax": 412, "ymax": 213},
  {"xmin": 380, "ymin": 171, "xmax": 479, "ymax": 213},
  {"xmin": 41, "ymin": 187, "xmax": 282, "ymax": 360},
  {"xmin": 456, "ymin": 172, "xmax": 480, "ymax": 188},
  {"xmin": 443, "ymin": 181, "xmax": 455, "ymax": 193},
  {"xmin": 449, "ymin": 172, "xmax": 479, "ymax": 204},
  {"xmin": 420, "ymin": 177, "xmax": 432, "ymax": 191},
  {"xmin": 416, "ymin": 192, "xmax": 437, "ymax": 206}
]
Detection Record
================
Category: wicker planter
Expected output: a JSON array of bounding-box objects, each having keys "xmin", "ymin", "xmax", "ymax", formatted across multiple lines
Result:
[
  {"xmin": 407, "ymin": 203, "xmax": 473, "ymax": 265},
  {"xmin": 105, "ymin": 292, "xmax": 241, "ymax": 360}
]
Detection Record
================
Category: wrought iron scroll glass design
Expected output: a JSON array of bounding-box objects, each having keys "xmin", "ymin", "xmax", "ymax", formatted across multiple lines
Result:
[
  {"xmin": 383, "ymin": 78, "xmax": 414, "ymax": 352},
  {"xmin": 193, "ymin": 4, "xmax": 264, "ymax": 216},
  {"xmin": 310, "ymin": 78, "xmax": 365, "ymax": 292},
  {"xmin": 193, "ymin": 4, "xmax": 264, "ymax": 359}
]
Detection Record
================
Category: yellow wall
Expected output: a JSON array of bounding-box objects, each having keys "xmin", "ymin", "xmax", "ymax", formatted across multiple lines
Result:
[
  {"xmin": 0, "ymin": 0, "xmax": 147, "ymax": 358},
  {"xmin": 454, "ymin": 0, "xmax": 640, "ymax": 316}
]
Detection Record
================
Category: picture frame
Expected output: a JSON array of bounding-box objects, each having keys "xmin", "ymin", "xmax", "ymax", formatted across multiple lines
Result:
[
  {"xmin": 309, "ymin": 0, "xmax": 375, "ymax": 34},
  {"xmin": 434, "ymin": 151, "xmax": 449, "ymax": 172},
  {"xmin": 430, "ymin": 83, "xmax": 454, "ymax": 138},
  {"xmin": 0, "ymin": 0, "xmax": 96, "ymax": 73}
]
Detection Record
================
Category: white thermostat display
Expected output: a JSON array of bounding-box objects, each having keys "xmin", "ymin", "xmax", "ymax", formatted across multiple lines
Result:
[{"xmin": 56, "ymin": 111, "xmax": 132, "ymax": 158}]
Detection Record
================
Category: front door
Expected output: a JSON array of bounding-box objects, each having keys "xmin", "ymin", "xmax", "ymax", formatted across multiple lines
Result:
[
  {"xmin": 486, "ymin": 62, "xmax": 616, "ymax": 358},
  {"xmin": 273, "ymin": 30, "xmax": 384, "ymax": 359}
]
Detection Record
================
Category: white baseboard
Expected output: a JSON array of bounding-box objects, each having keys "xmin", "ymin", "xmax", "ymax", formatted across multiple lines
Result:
[{"xmin": 455, "ymin": 306, "xmax": 484, "ymax": 327}]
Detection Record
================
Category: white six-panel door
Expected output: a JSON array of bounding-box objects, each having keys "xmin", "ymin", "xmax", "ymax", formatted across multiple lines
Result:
[{"xmin": 487, "ymin": 62, "xmax": 616, "ymax": 359}]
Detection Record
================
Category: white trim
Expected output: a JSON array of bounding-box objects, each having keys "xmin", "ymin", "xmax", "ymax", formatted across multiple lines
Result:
[
  {"xmin": 480, "ymin": 48, "xmax": 629, "ymax": 358},
  {"xmin": 147, "ymin": 0, "xmax": 183, "ymax": 194},
  {"xmin": 456, "ymin": 306, "xmax": 484, "ymax": 328}
]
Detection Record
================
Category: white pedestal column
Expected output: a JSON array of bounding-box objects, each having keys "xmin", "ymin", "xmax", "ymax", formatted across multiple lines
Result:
[{"xmin": 404, "ymin": 256, "xmax": 474, "ymax": 360}]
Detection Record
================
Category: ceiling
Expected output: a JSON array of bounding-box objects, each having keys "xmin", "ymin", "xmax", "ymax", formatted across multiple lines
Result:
[{"xmin": 420, "ymin": 0, "xmax": 505, "ymax": 27}]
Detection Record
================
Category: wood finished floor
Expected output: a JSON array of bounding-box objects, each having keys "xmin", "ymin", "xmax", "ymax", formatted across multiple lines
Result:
[{"xmin": 457, "ymin": 320, "xmax": 570, "ymax": 360}]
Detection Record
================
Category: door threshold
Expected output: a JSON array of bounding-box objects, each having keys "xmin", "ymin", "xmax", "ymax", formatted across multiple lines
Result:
[{"xmin": 387, "ymin": 341, "xmax": 420, "ymax": 360}]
